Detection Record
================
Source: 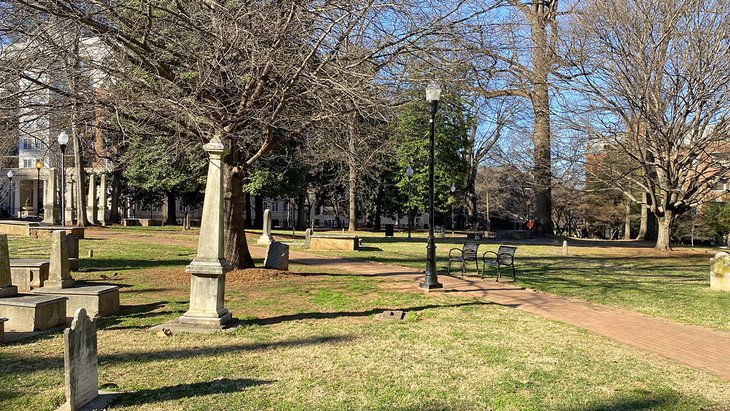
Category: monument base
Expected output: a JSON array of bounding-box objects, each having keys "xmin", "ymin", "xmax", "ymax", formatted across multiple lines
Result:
[
  {"xmin": 0, "ymin": 294, "xmax": 67, "ymax": 332},
  {"xmin": 10, "ymin": 259, "xmax": 50, "ymax": 291},
  {"xmin": 43, "ymin": 278, "xmax": 76, "ymax": 289},
  {"xmin": 33, "ymin": 285, "xmax": 120, "ymax": 320},
  {"xmin": 57, "ymin": 391, "xmax": 117, "ymax": 411},
  {"xmin": 179, "ymin": 271, "xmax": 232, "ymax": 328},
  {"xmin": 178, "ymin": 309, "xmax": 233, "ymax": 328},
  {"xmin": 257, "ymin": 234, "xmax": 273, "ymax": 246}
]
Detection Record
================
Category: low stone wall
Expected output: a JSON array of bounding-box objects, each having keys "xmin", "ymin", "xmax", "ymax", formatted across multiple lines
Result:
[
  {"xmin": 30, "ymin": 226, "xmax": 85, "ymax": 239},
  {"xmin": 310, "ymin": 235, "xmax": 359, "ymax": 251},
  {"xmin": 0, "ymin": 221, "xmax": 37, "ymax": 236},
  {"xmin": 122, "ymin": 218, "xmax": 162, "ymax": 227}
]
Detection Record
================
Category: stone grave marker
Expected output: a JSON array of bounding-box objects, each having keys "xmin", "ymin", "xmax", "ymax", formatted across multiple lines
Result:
[
  {"xmin": 264, "ymin": 242, "xmax": 289, "ymax": 270},
  {"xmin": 45, "ymin": 230, "xmax": 75, "ymax": 289},
  {"xmin": 67, "ymin": 234, "xmax": 79, "ymax": 271},
  {"xmin": 304, "ymin": 228, "xmax": 312, "ymax": 246},
  {"xmin": 257, "ymin": 209, "xmax": 274, "ymax": 246},
  {"xmin": 62, "ymin": 308, "xmax": 99, "ymax": 410},
  {"xmin": 710, "ymin": 252, "xmax": 730, "ymax": 291},
  {"xmin": 0, "ymin": 234, "xmax": 18, "ymax": 297},
  {"xmin": 562, "ymin": 240, "xmax": 568, "ymax": 256}
]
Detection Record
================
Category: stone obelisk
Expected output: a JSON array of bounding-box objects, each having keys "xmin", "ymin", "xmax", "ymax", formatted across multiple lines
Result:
[{"xmin": 179, "ymin": 137, "xmax": 233, "ymax": 327}]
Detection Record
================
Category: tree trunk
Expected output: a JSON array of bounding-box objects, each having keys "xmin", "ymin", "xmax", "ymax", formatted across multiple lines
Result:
[
  {"xmin": 254, "ymin": 195, "xmax": 263, "ymax": 229},
  {"xmin": 244, "ymin": 191, "xmax": 252, "ymax": 228},
  {"xmin": 296, "ymin": 194, "xmax": 307, "ymax": 230},
  {"xmin": 637, "ymin": 193, "xmax": 649, "ymax": 240},
  {"xmin": 624, "ymin": 199, "xmax": 631, "ymax": 240},
  {"xmin": 655, "ymin": 210, "xmax": 674, "ymax": 251},
  {"xmin": 165, "ymin": 191, "xmax": 177, "ymax": 225},
  {"xmin": 531, "ymin": 13, "xmax": 553, "ymax": 237},
  {"xmin": 348, "ymin": 162, "xmax": 357, "ymax": 232},
  {"xmin": 222, "ymin": 149, "xmax": 254, "ymax": 269},
  {"xmin": 109, "ymin": 169, "xmax": 121, "ymax": 223}
]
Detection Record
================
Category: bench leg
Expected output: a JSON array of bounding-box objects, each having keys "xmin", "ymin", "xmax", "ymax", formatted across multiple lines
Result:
[
  {"xmin": 511, "ymin": 265, "xmax": 516, "ymax": 281},
  {"xmin": 447, "ymin": 260, "xmax": 452, "ymax": 275},
  {"xmin": 461, "ymin": 262, "xmax": 465, "ymax": 276},
  {"xmin": 496, "ymin": 265, "xmax": 501, "ymax": 282}
]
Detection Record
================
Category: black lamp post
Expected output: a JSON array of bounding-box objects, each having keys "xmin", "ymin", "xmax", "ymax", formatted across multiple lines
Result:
[
  {"xmin": 58, "ymin": 131, "xmax": 69, "ymax": 226},
  {"xmin": 406, "ymin": 166, "xmax": 413, "ymax": 239},
  {"xmin": 6, "ymin": 170, "xmax": 13, "ymax": 218},
  {"xmin": 420, "ymin": 81, "xmax": 443, "ymax": 291},
  {"xmin": 450, "ymin": 183, "xmax": 456, "ymax": 232},
  {"xmin": 35, "ymin": 160, "xmax": 43, "ymax": 218}
]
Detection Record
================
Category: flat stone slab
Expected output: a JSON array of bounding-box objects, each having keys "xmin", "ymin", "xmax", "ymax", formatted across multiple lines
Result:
[
  {"xmin": 33, "ymin": 285, "xmax": 120, "ymax": 320},
  {"xmin": 0, "ymin": 221, "xmax": 39, "ymax": 236},
  {"xmin": 310, "ymin": 235, "xmax": 360, "ymax": 251},
  {"xmin": 10, "ymin": 259, "xmax": 50, "ymax": 291},
  {"xmin": 30, "ymin": 226, "xmax": 86, "ymax": 239},
  {"xmin": 11, "ymin": 258, "xmax": 49, "ymax": 267},
  {"xmin": 0, "ymin": 294, "xmax": 67, "ymax": 332}
]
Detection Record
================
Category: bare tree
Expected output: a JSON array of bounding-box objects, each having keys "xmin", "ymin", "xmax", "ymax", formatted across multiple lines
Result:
[
  {"xmin": 573, "ymin": 0, "xmax": 730, "ymax": 250},
  {"xmin": 7, "ymin": 0, "xmax": 472, "ymax": 266}
]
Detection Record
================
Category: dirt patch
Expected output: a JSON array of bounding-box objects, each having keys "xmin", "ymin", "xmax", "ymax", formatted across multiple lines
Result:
[{"xmin": 228, "ymin": 268, "xmax": 297, "ymax": 283}]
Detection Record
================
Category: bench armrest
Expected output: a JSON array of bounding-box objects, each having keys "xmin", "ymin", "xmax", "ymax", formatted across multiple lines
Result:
[
  {"xmin": 449, "ymin": 248, "xmax": 464, "ymax": 258},
  {"xmin": 481, "ymin": 251, "xmax": 498, "ymax": 261}
]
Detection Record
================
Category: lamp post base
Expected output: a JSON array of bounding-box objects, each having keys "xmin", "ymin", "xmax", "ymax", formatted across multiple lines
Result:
[{"xmin": 419, "ymin": 281, "xmax": 443, "ymax": 291}]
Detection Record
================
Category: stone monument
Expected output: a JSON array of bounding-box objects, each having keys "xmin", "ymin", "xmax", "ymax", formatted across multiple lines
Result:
[
  {"xmin": 34, "ymin": 231, "xmax": 119, "ymax": 321},
  {"xmin": 59, "ymin": 308, "xmax": 116, "ymax": 411},
  {"xmin": 257, "ymin": 209, "xmax": 274, "ymax": 246},
  {"xmin": 710, "ymin": 252, "xmax": 730, "ymax": 291},
  {"xmin": 304, "ymin": 228, "xmax": 312, "ymax": 247},
  {"xmin": 562, "ymin": 240, "xmax": 568, "ymax": 256},
  {"xmin": 264, "ymin": 242, "xmax": 289, "ymax": 270},
  {"xmin": 0, "ymin": 235, "xmax": 17, "ymax": 298},
  {"xmin": 44, "ymin": 231, "xmax": 75, "ymax": 289},
  {"xmin": 0, "ymin": 234, "xmax": 67, "ymax": 333},
  {"xmin": 179, "ymin": 137, "xmax": 233, "ymax": 327}
]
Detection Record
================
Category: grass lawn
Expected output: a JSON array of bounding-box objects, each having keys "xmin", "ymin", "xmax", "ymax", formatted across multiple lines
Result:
[
  {"xmin": 0, "ymin": 227, "xmax": 728, "ymax": 410},
  {"xmin": 290, "ymin": 230, "xmax": 730, "ymax": 332}
]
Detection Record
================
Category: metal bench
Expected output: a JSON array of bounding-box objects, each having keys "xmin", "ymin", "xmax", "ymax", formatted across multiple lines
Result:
[
  {"xmin": 447, "ymin": 242, "xmax": 480, "ymax": 276},
  {"xmin": 481, "ymin": 245, "xmax": 517, "ymax": 281}
]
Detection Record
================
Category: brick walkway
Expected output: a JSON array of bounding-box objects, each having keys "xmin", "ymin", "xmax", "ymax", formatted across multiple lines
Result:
[{"xmin": 282, "ymin": 251, "xmax": 730, "ymax": 381}]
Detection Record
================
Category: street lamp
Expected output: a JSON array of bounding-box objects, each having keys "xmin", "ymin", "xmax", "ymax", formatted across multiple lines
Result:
[
  {"xmin": 58, "ymin": 131, "xmax": 69, "ymax": 226},
  {"xmin": 450, "ymin": 183, "xmax": 456, "ymax": 233},
  {"xmin": 421, "ymin": 81, "xmax": 443, "ymax": 291},
  {"xmin": 6, "ymin": 170, "xmax": 13, "ymax": 218},
  {"xmin": 406, "ymin": 166, "xmax": 413, "ymax": 239},
  {"xmin": 35, "ymin": 160, "xmax": 43, "ymax": 218}
]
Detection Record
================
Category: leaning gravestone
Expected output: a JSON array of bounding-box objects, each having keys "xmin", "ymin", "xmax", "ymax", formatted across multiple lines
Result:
[
  {"xmin": 264, "ymin": 241, "xmax": 289, "ymax": 270},
  {"xmin": 710, "ymin": 252, "xmax": 730, "ymax": 291},
  {"xmin": 60, "ymin": 308, "xmax": 118, "ymax": 411},
  {"xmin": 257, "ymin": 209, "xmax": 274, "ymax": 246}
]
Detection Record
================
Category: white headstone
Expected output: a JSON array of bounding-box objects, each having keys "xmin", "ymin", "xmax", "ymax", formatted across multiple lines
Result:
[
  {"xmin": 562, "ymin": 240, "xmax": 568, "ymax": 256},
  {"xmin": 257, "ymin": 209, "xmax": 274, "ymax": 245},
  {"xmin": 44, "ymin": 230, "xmax": 75, "ymax": 288},
  {"xmin": 63, "ymin": 308, "xmax": 98, "ymax": 410},
  {"xmin": 710, "ymin": 252, "xmax": 730, "ymax": 291},
  {"xmin": 439, "ymin": 226, "xmax": 446, "ymax": 239},
  {"xmin": 0, "ymin": 234, "xmax": 18, "ymax": 297}
]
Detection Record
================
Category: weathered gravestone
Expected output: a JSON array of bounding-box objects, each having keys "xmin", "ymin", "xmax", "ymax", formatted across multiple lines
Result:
[
  {"xmin": 439, "ymin": 226, "xmax": 446, "ymax": 239},
  {"xmin": 44, "ymin": 230, "xmax": 75, "ymax": 289},
  {"xmin": 304, "ymin": 228, "xmax": 313, "ymax": 247},
  {"xmin": 562, "ymin": 240, "xmax": 568, "ymax": 256},
  {"xmin": 257, "ymin": 209, "xmax": 274, "ymax": 246},
  {"xmin": 67, "ymin": 234, "xmax": 79, "ymax": 272},
  {"xmin": 59, "ymin": 308, "xmax": 116, "ymax": 411},
  {"xmin": 0, "ymin": 234, "xmax": 17, "ymax": 298},
  {"xmin": 710, "ymin": 252, "xmax": 730, "ymax": 291},
  {"xmin": 264, "ymin": 242, "xmax": 289, "ymax": 270}
]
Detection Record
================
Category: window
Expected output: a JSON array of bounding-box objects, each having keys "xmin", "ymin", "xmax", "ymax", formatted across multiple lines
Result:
[
  {"xmin": 23, "ymin": 159, "xmax": 34, "ymax": 168},
  {"xmin": 273, "ymin": 201, "xmax": 279, "ymax": 211},
  {"xmin": 22, "ymin": 138, "xmax": 32, "ymax": 150},
  {"xmin": 283, "ymin": 202, "xmax": 288, "ymax": 212}
]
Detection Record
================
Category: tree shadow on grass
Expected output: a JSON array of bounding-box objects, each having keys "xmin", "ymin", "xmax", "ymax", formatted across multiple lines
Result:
[
  {"xmin": 239, "ymin": 301, "xmax": 493, "ymax": 326},
  {"xmin": 5, "ymin": 335, "xmax": 353, "ymax": 375},
  {"xmin": 80, "ymin": 258, "xmax": 191, "ymax": 272},
  {"xmin": 576, "ymin": 390, "xmax": 693, "ymax": 411},
  {"xmin": 113, "ymin": 378, "xmax": 273, "ymax": 406},
  {"xmin": 97, "ymin": 301, "xmax": 174, "ymax": 330}
]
